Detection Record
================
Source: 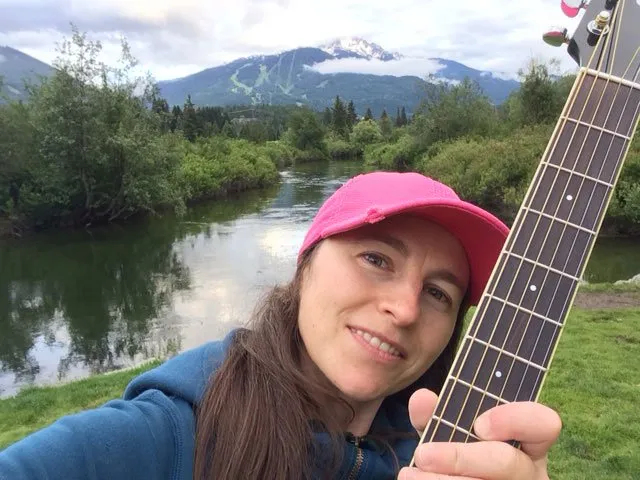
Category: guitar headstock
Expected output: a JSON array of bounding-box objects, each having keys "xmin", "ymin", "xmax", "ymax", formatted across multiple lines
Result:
[{"xmin": 546, "ymin": 0, "xmax": 640, "ymax": 83}]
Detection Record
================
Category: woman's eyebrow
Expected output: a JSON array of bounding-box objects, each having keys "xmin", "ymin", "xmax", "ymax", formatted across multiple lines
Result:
[
  {"xmin": 363, "ymin": 233, "xmax": 409, "ymax": 257},
  {"xmin": 427, "ymin": 268, "xmax": 467, "ymax": 294}
]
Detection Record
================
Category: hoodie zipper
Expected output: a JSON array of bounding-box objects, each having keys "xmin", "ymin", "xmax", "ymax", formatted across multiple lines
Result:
[{"xmin": 347, "ymin": 436, "xmax": 364, "ymax": 480}]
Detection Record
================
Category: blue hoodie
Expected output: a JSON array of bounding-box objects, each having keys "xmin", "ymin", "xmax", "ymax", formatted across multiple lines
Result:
[{"xmin": 0, "ymin": 329, "xmax": 420, "ymax": 479}]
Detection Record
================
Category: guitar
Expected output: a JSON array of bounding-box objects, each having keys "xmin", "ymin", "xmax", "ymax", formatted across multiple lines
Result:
[{"xmin": 410, "ymin": 0, "xmax": 640, "ymax": 457}]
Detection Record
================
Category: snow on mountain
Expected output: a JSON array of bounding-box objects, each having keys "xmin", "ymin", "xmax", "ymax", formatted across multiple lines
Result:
[{"xmin": 320, "ymin": 37, "xmax": 402, "ymax": 61}]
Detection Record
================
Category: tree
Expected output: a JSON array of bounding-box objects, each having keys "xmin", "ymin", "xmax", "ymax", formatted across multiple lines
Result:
[
  {"xmin": 322, "ymin": 107, "xmax": 332, "ymax": 126},
  {"xmin": 379, "ymin": 109, "xmax": 393, "ymax": 139},
  {"xmin": 505, "ymin": 58, "xmax": 564, "ymax": 127},
  {"xmin": 364, "ymin": 108, "xmax": 374, "ymax": 121},
  {"xmin": 347, "ymin": 100, "xmax": 358, "ymax": 128},
  {"xmin": 331, "ymin": 96, "xmax": 349, "ymax": 139},
  {"xmin": 3, "ymin": 24, "xmax": 183, "ymax": 228},
  {"xmin": 411, "ymin": 76, "xmax": 498, "ymax": 146},
  {"xmin": 352, "ymin": 119, "xmax": 383, "ymax": 149},
  {"xmin": 182, "ymin": 95, "xmax": 199, "ymax": 142},
  {"xmin": 170, "ymin": 105, "xmax": 182, "ymax": 132},
  {"xmin": 285, "ymin": 107, "xmax": 327, "ymax": 153}
]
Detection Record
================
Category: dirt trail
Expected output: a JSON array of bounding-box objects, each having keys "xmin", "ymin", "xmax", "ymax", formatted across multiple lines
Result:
[{"xmin": 574, "ymin": 291, "xmax": 640, "ymax": 309}]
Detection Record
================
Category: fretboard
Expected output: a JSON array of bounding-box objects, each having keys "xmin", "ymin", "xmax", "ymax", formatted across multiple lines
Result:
[{"xmin": 420, "ymin": 68, "xmax": 640, "ymax": 445}]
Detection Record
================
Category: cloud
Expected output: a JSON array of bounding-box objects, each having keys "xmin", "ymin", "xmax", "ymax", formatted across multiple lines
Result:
[
  {"xmin": 0, "ymin": 0, "xmax": 584, "ymax": 81},
  {"xmin": 307, "ymin": 56, "xmax": 446, "ymax": 78}
]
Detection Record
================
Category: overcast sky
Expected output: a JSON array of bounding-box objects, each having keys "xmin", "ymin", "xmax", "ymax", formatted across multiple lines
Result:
[{"xmin": 0, "ymin": 0, "xmax": 584, "ymax": 81}]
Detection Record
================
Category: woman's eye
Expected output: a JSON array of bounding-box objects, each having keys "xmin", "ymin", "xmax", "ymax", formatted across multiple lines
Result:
[
  {"xmin": 425, "ymin": 286, "xmax": 449, "ymax": 303},
  {"xmin": 363, "ymin": 253, "xmax": 387, "ymax": 269}
]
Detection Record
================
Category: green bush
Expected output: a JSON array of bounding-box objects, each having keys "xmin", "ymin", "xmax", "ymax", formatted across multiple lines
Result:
[
  {"xmin": 416, "ymin": 124, "xmax": 552, "ymax": 222},
  {"xmin": 364, "ymin": 134, "xmax": 422, "ymax": 171}
]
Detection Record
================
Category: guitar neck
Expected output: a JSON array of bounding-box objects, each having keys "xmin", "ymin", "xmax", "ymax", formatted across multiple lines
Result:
[{"xmin": 420, "ymin": 67, "xmax": 640, "ymax": 444}]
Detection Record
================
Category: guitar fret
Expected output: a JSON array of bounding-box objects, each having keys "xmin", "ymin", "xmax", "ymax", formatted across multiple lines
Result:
[
  {"xmin": 451, "ymin": 338, "xmax": 546, "ymax": 403},
  {"xmin": 429, "ymin": 414, "xmax": 480, "ymax": 441},
  {"xmin": 463, "ymin": 336, "xmax": 548, "ymax": 372},
  {"xmin": 490, "ymin": 253, "xmax": 578, "ymax": 324},
  {"xmin": 584, "ymin": 68, "xmax": 640, "ymax": 91},
  {"xmin": 536, "ymin": 163, "xmax": 614, "ymax": 189},
  {"xmin": 521, "ymin": 206, "xmax": 597, "ymax": 235},
  {"xmin": 506, "ymin": 251, "xmax": 582, "ymax": 283},
  {"xmin": 450, "ymin": 376, "xmax": 511, "ymax": 405},
  {"xmin": 561, "ymin": 115, "xmax": 631, "ymax": 140},
  {"xmin": 481, "ymin": 294, "xmax": 564, "ymax": 328}
]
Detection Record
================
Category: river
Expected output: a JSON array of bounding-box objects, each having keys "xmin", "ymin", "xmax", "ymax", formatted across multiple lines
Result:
[{"xmin": 1, "ymin": 160, "xmax": 638, "ymax": 398}]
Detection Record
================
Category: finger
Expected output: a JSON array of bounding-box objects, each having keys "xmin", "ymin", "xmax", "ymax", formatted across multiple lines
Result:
[
  {"xmin": 411, "ymin": 441, "xmax": 536, "ymax": 480},
  {"xmin": 398, "ymin": 466, "xmax": 482, "ymax": 480},
  {"xmin": 408, "ymin": 388, "xmax": 438, "ymax": 435},
  {"xmin": 474, "ymin": 401, "xmax": 562, "ymax": 460}
]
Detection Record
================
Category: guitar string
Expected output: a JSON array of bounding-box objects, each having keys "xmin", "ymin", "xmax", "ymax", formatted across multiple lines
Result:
[
  {"xmin": 418, "ymin": 3, "xmax": 630, "ymax": 444},
  {"xmin": 458, "ymin": 2, "xmax": 639, "ymax": 441}
]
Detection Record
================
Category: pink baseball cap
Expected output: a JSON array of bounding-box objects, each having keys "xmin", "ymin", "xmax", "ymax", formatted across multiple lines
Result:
[{"xmin": 298, "ymin": 171, "xmax": 509, "ymax": 305}]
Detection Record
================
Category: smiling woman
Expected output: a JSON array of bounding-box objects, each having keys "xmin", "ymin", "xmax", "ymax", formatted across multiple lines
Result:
[{"xmin": 0, "ymin": 171, "xmax": 563, "ymax": 480}]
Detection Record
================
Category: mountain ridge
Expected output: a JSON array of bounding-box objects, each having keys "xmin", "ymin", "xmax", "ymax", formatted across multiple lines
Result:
[{"xmin": 1, "ymin": 38, "xmax": 520, "ymax": 115}]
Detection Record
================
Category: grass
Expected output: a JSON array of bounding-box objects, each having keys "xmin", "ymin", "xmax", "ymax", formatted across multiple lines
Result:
[
  {"xmin": 541, "ymin": 307, "xmax": 640, "ymax": 480},
  {"xmin": 0, "ymin": 360, "xmax": 162, "ymax": 450},
  {"xmin": 0, "ymin": 307, "xmax": 639, "ymax": 480}
]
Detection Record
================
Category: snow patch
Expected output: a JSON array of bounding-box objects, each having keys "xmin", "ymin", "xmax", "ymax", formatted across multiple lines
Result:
[
  {"xmin": 0, "ymin": 54, "xmax": 5, "ymax": 64},
  {"xmin": 320, "ymin": 37, "xmax": 402, "ymax": 61}
]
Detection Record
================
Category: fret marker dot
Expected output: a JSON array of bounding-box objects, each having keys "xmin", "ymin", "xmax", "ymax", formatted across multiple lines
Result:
[
  {"xmin": 530, "ymin": 285, "xmax": 537, "ymax": 292},
  {"xmin": 495, "ymin": 371, "xmax": 502, "ymax": 378},
  {"xmin": 566, "ymin": 195, "xmax": 574, "ymax": 201}
]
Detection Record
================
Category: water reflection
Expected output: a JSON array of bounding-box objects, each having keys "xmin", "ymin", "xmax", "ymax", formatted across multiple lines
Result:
[{"xmin": 0, "ymin": 161, "xmax": 364, "ymax": 397}]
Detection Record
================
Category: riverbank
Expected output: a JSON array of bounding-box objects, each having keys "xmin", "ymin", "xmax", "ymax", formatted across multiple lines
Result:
[{"xmin": 1, "ymin": 286, "xmax": 638, "ymax": 479}]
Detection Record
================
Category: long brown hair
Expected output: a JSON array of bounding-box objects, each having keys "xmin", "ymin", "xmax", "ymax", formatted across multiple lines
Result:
[{"xmin": 193, "ymin": 245, "xmax": 468, "ymax": 479}]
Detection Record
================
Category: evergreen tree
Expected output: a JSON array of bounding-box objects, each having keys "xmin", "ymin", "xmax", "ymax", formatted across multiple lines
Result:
[
  {"xmin": 182, "ymin": 95, "xmax": 199, "ymax": 142},
  {"xmin": 379, "ymin": 109, "xmax": 393, "ymax": 138},
  {"xmin": 323, "ymin": 107, "xmax": 332, "ymax": 126},
  {"xmin": 170, "ymin": 105, "xmax": 182, "ymax": 132},
  {"xmin": 331, "ymin": 96, "xmax": 349, "ymax": 139},
  {"xmin": 400, "ymin": 106, "xmax": 408, "ymax": 126},
  {"xmin": 347, "ymin": 100, "xmax": 358, "ymax": 128},
  {"xmin": 395, "ymin": 107, "xmax": 402, "ymax": 127},
  {"xmin": 364, "ymin": 108, "xmax": 374, "ymax": 121}
]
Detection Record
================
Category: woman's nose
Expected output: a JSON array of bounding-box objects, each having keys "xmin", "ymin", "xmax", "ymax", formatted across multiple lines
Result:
[{"xmin": 379, "ymin": 280, "xmax": 422, "ymax": 327}]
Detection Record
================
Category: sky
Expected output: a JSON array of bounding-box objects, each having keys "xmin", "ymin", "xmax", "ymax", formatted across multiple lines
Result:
[{"xmin": 0, "ymin": 0, "xmax": 585, "ymax": 81}]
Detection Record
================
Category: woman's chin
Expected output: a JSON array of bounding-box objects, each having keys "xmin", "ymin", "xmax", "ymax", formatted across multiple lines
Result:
[{"xmin": 331, "ymin": 374, "xmax": 390, "ymax": 404}]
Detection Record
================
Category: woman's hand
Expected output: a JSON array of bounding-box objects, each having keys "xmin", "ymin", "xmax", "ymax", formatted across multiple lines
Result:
[{"xmin": 398, "ymin": 389, "xmax": 562, "ymax": 480}]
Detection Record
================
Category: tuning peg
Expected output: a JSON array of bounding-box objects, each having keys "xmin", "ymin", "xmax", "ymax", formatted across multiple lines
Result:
[
  {"xmin": 543, "ymin": 27, "xmax": 571, "ymax": 47},
  {"xmin": 561, "ymin": 0, "xmax": 587, "ymax": 18}
]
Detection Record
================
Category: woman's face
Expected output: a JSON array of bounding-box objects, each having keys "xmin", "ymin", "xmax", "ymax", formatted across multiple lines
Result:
[{"xmin": 297, "ymin": 214, "xmax": 469, "ymax": 409}]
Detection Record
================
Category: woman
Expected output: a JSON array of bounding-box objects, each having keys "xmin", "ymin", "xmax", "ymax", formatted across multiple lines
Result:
[{"xmin": 0, "ymin": 171, "xmax": 562, "ymax": 480}]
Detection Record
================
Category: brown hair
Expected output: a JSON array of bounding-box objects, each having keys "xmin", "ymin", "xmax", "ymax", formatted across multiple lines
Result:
[{"xmin": 193, "ymin": 245, "xmax": 468, "ymax": 479}]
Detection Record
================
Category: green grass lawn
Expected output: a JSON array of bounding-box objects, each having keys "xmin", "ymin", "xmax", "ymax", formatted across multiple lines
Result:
[{"xmin": 0, "ymin": 307, "xmax": 638, "ymax": 480}]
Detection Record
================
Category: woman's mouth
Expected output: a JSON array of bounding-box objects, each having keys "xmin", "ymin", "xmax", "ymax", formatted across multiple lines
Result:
[{"xmin": 349, "ymin": 327, "xmax": 404, "ymax": 358}]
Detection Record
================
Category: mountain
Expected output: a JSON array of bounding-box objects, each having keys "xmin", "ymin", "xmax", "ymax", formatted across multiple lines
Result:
[
  {"xmin": 158, "ymin": 37, "xmax": 520, "ymax": 116},
  {"xmin": 319, "ymin": 37, "xmax": 402, "ymax": 61},
  {"xmin": 0, "ymin": 46, "xmax": 54, "ymax": 101}
]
